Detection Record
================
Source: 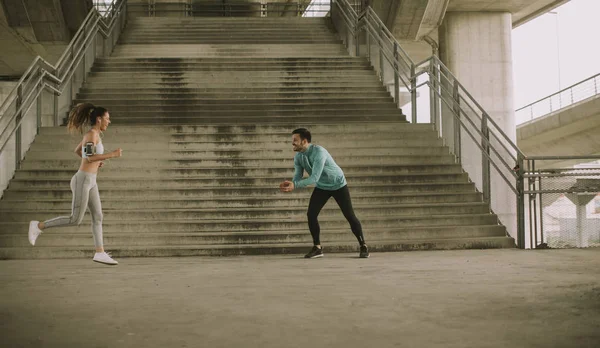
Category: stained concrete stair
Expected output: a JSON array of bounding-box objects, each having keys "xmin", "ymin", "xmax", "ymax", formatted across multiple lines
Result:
[
  {"xmin": 0, "ymin": 124, "xmax": 514, "ymax": 258},
  {"xmin": 0, "ymin": 17, "xmax": 515, "ymax": 259},
  {"xmin": 113, "ymin": 17, "xmax": 347, "ymax": 57}
]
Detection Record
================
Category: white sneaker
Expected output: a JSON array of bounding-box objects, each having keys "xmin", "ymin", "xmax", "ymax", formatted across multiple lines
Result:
[
  {"xmin": 28, "ymin": 221, "xmax": 42, "ymax": 246},
  {"xmin": 93, "ymin": 252, "xmax": 118, "ymax": 265}
]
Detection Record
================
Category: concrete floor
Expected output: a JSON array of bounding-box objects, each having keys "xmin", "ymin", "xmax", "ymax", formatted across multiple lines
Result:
[{"xmin": 1, "ymin": 249, "xmax": 599, "ymax": 348}]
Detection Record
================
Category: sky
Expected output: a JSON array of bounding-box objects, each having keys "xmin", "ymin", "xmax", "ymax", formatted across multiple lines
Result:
[{"xmin": 512, "ymin": 0, "xmax": 600, "ymax": 108}]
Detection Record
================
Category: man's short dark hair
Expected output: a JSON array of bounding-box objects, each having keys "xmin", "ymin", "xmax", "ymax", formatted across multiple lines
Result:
[{"xmin": 292, "ymin": 128, "xmax": 311, "ymax": 143}]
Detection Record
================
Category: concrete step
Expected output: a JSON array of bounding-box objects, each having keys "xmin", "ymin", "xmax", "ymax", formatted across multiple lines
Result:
[
  {"xmin": 80, "ymin": 106, "xmax": 399, "ymax": 114},
  {"xmin": 91, "ymin": 61, "xmax": 370, "ymax": 67},
  {"xmin": 0, "ymin": 202, "xmax": 491, "ymax": 222},
  {"xmin": 64, "ymin": 109, "xmax": 401, "ymax": 117},
  {"xmin": 2, "ymin": 183, "xmax": 478, "ymax": 200},
  {"xmin": 110, "ymin": 54, "xmax": 352, "ymax": 58},
  {"xmin": 73, "ymin": 98, "xmax": 398, "ymax": 107},
  {"xmin": 36, "ymin": 123, "xmax": 431, "ymax": 134},
  {"xmin": 80, "ymin": 81, "xmax": 383, "ymax": 87},
  {"xmin": 122, "ymin": 27, "xmax": 334, "ymax": 31},
  {"xmin": 85, "ymin": 72, "xmax": 379, "ymax": 78},
  {"xmin": 95, "ymin": 57, "xmax": 367, "ymax": 63},
  {"xmin": 70, "ymin": 116, "xmax": 407, "ymax": 125},
  {"xmin": 11, "ymin": 165, "xmax": 463, "ymax": 179},
  {"xmin": 6, "ymin": 173, "xmax": 469, "ymax": 190},
  {"xmin": 0, "ymin": 192, "xmax": 483, "ymax": 209},
  {"xmin": 111, "ymin": 46, "xmax": 349, "ymax": 53},
  {"xmin": 30, "ymin": 142, "xmax": 440, "ymax": 152},
  {"xmin": 31, "ymin": 137, "xmax": 438, "ymax": 148},
  {"xmin": 111, "ymin": 45, "xmax": 349, "ymax": 58},
  {"xmin": 0, "ymin": 236, "xmax": 515, "ymax": 259},
  {"xmin": 0, "ymin": 225, "xmax": 507, "ymax": 248},
  {"xmin": 90, "ymin": 66, "xmax": 372, "ymax": 72},
  {"xmin": 22, "ymin": 147, "xmax": 451, "ymax": 160},
  {"xmin": 0, "ymin": 214, "xmax": 499, "ymax": 233},
  {"xmin": 122, "ymin": 29, "xmax": 334, "ymax": 33},
  {"xmin": 75, "ymin": 104, "xmax": 398, "ymax": 111},
  {"xmin": 125, "ymin": 24, "xmax": 332, "ymax": 29},
  {"xmin": 78, "ymin": 88, "xmax": 389, "ymax": 95},
  {"xmin": 75, "ymin": 91, "xmax": 391, "ymax": 98},
  {"xmin": 26, "ymin": 146, "xmax": 447, "ymax": 157},
  {"xmin": 73, "ymin": 100, "xmax": 394, "ymax": 108},
  {"xmin": 118, "ymin": 40, "xmax": 343, "ymax": 44},
  {"xmin": 19, "ymin": 156, "xmax": 457, "ymax": 170}
]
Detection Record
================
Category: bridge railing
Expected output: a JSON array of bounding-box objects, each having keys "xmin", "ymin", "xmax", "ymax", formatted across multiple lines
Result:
[{"xmin": 516, "ymin": 73, "xmax": 600, "ymax": 125}]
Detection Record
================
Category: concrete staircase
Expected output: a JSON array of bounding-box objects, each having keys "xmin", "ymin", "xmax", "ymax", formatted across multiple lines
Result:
[{"xmin": 0, "ymin": 17, "xmax": 515, "ymax": 259}]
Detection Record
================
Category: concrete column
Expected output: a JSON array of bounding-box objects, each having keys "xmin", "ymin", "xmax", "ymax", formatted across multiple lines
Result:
[{"xmin": 438, "ymin": 12, "xmax": 517, "ymax": 239}]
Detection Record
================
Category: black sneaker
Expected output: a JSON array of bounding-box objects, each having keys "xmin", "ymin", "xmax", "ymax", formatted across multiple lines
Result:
[
  {"xmin": 304, "ymin": 246, "xmax": 323, "ymax": 259},
  {"xmin": 359, "ymin": 245, "xmax": 370, "ymax": 258}
]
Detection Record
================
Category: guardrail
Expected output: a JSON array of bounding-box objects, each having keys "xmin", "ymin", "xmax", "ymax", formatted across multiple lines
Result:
[
  {"xmin": 516, "ymin": 73, "xmax": 600, "ymax": 125},
  {"xmin": 0, "ymin": 0, "xmax": 127, "ymax": 198}
]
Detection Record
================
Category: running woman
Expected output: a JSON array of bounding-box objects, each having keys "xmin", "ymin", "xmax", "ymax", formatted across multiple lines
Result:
[{"xmin": 27, "ymin": 103, "xmax": 123, "ymax": 265}]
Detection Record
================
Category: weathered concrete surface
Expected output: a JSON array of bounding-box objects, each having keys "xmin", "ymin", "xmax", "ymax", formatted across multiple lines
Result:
[{"xmin": 1, "ymin": 249, "xmax": 599, "ymax": 348}]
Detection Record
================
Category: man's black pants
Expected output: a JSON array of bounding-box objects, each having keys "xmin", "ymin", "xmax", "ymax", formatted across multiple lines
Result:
[{"xmin": 307, "ymin": 185, "xmax": 365, "ymax": 246}]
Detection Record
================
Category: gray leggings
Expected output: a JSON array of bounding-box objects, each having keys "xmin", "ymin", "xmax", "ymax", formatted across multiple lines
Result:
[{"xmin": 43, "ymin": 170, "xmax": 104, "ymax": 248}]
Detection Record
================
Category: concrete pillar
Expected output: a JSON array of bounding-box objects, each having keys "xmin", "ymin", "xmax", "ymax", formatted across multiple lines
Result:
[{"xmin": 438, "ymin": 12, "xmax": 517, "ymax": 239}]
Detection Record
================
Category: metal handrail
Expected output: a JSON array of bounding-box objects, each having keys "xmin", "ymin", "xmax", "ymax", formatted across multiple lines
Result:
[
  {"xmin": 516, "ymin": 72, "xmax": 600, "ymax": 124},
  {"xmin": 352, "ymin": 4, "xmax": 524, "ymax": 173},
  {"xmin": 360, "ymin": 8, "xmax": 414, "ymax": 67},
  {"xmin": 0, "ymin": 0, "xmax": 126, "ymax": 167}
]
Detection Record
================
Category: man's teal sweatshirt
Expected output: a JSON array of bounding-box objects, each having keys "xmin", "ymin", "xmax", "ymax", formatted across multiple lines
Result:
[{"xmin": 292, "ymin": 144, "xmax": 347, "ymax": 191}]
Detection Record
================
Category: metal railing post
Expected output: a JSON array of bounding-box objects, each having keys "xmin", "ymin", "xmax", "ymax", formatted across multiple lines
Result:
[
  {"xmin": 393, "ymin": 42, "xmax": 399, "ymax": 108},
  {"xmin": 452, "ymin": 79, "xmax": 461, "ymax": 163},
  {"xmin": 410, "ymin": 64, "xmax": 417, "ymax": 123},
  {"xmin": 378, "ymin": 23, "xmax": 384, "ymax": 81},
  {"xmin": 481, "ymin": 113, "xmax": 491, "ymax": 203},
  {"xmin": 355, "ymin": 24, "xmax": 359, "ymax": 57},
  {"xmin": 36, "ymin": 79, "xmax": 42, "ymax": 133},
  {"xmin": 516, "ymin": 153, "xmax": 526, "ymax": 249},
  {"xmin": 70, "ymin": 46, "xmax": 75, "ymax": 104},
  {"xmin": 570, "ymin": 87, "xmax": 574, "ymax": 103},
  {"xmin": 530, "ymin": 106, "xmax": 533, "ymax": 121},
  {"xmin": 366, "ymin": 22, "xmax": 370, "ymax": 58},
  {"xmin": 82, "ymin": 24, "xmax": 87, "ymax": 83},
  {"xmin": 15, "ymin": 84, "xmax": 23, "ymax": 169},
  {"xmin": 527, "ymin": 159, "xmax": 534, "ymax": 248},
  {"xmin": 429, "ymin": 64, "xmax": 436, "ymax": 127},
  {"xmin": 538, "ymin": 171, "xmax": 544, "ymax": 245},
  {"xmin": 53, "ymin": 92, "xmax": 59, "ymax": 126}
]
